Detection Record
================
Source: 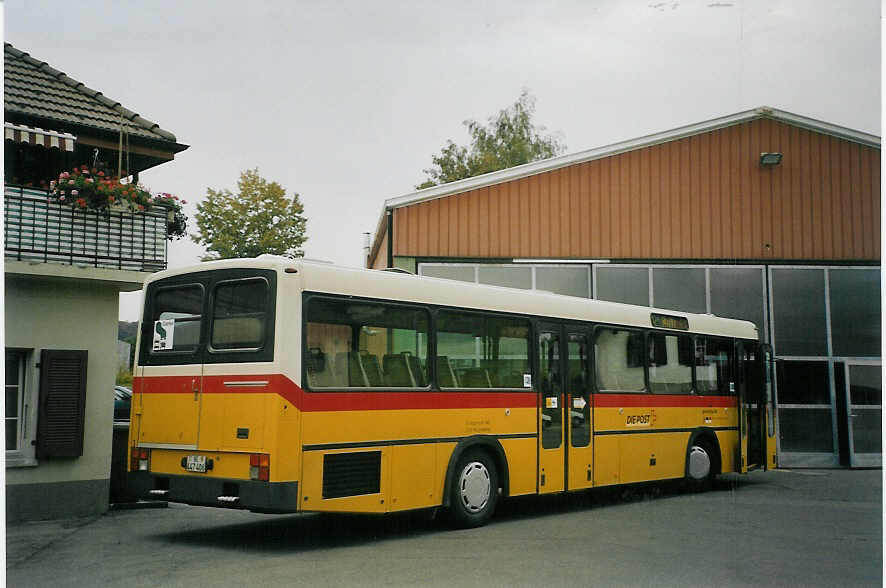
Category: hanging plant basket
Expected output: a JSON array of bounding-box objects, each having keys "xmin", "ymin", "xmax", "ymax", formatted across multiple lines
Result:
[{"xmin": 49, "ymin": 166, "xmax": 188, "ymax": 241}]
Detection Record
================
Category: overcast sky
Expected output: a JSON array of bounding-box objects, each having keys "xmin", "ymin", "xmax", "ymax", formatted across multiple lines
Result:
[{"xmin": 4, "ymin": 1, "xmax": 881, "ymax": 320}]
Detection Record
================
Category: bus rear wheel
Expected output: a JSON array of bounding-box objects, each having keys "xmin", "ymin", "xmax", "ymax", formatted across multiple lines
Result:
[
  {"xmin": 685, "ymin": 440, "xmax": 714, "ymax": 491},
  {"xmin": 448, "ymin": 449, "xmax": 499, "ymax": 528}
]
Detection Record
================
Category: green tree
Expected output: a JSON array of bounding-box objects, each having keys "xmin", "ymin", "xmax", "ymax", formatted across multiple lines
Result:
[
  {"xmin": 417, "ymin": 91, "xmax": 566, "ymax": 189},
  {"xmin": 194, "ymin": 169, "xmax": 307, "ymax": 260}
]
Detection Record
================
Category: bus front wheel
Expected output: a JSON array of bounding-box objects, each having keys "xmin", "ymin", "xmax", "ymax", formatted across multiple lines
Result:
[{"xmin": 448, "ymin": 449, "xmax": 499, "ymax": 528}]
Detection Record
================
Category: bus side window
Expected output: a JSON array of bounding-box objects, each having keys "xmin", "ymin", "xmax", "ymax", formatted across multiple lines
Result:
[
  {"xmin": 595, "ymin": 328, "xmax": 646, "ymax": 393},
  {"xmin": 305, "ymin": 297, "xmax": 429, "ymax": 389},
  {"xmin": 647, "ymin": 333, "xmax": 692, "ymax": 395},
  {"xmin": 436, "ymin": 311, "xmax": 530, "ymax": 390},
  {"xmin": 695, "ymin": 337, "xmax": 733, "ymax": 395}
]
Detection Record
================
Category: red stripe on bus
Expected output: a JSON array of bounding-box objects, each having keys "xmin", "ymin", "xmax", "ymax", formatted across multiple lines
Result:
[
  {"xmin": 593, "ymin": 394, "xmax": 737, "ymax": 408},
  {"xmin": 134, "ymin": 375, "xmax": 537, "ymax": 412},
  {"xmin": 133, "ymin": 376, "xmax": 736, "ymax": 411}
]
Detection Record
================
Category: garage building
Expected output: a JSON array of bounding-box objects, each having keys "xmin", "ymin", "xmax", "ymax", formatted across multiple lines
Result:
[{"xmin": 367, "ymin": 106, "xmax": 881, "ymax": 468}]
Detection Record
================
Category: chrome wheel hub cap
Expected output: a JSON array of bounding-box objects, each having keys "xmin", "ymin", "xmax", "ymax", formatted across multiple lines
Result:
[
  {"xmin": 459, "ymin": 461, "xmax": 491, "ymax": 513},
  {"xmin": 688, "ymin": 446, "xmax": 711, "ymax": 480}
]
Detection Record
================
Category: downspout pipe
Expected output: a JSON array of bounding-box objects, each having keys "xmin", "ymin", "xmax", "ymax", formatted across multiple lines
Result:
[{"xmin": 386, "ymin": 210, "xmax": 393, "ymax": 269}]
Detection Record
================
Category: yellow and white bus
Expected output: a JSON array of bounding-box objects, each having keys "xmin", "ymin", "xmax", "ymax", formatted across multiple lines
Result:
[{"xmin": 128, "ymin": 257, "xmax": 776, "ymax": 527}]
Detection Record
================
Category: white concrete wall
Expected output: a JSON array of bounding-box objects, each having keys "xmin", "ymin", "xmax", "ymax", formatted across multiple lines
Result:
[{"xmin": 5, "ymin": 275, "xmax": 119, "ymax": 488}]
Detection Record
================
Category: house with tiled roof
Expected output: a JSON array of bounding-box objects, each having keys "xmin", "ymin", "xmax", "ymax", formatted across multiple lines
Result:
[
  {"xmin": 4, "ymin": 42, "xmax": 187, "ymax": 187},
  {"xmin": 4, "ymin": 42, "xmax": 189, "ymax": 522}
]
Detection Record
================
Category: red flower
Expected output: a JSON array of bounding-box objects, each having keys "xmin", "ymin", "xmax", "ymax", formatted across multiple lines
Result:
[
  {"xmin": 108, "ymin": 196, "xmax": 115, "ymax": 203},
  {"xmin": 97, "ymin": 171, "xmax": 105, "ymax": 177},
  {"xmin": 76, "ymin": 198, "xmax": 87, "ymax": 208},
  {"xmin": 137, "ymin": 204, "xmax": 145, "ymax": 211}
]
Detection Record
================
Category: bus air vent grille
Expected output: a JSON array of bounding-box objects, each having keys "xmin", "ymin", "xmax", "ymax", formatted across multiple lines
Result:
[{"xmin": 322, "ymin": 451, "xmax": 382, "ymax": 499}]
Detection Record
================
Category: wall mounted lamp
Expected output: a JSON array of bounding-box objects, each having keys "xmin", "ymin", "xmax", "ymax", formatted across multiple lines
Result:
[{"xmin": 759, "ymin": 152, "xmax": 783, "ymax": 166}]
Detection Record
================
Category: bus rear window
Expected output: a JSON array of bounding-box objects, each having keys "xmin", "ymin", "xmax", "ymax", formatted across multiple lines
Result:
[
  {"xmin": 150, "ymin": 285, "xmax": 203, "ymax": 353},
  {"xmin": 211, "ymin": 279, "xmax": 269, "ymax": 351}
]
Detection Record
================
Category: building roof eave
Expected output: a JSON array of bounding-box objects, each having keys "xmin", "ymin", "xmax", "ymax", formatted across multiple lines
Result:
[
  {"xmin": 367, "ymin": 105, "xmax": 881, "ymax": 266},
  {"xmin": 382, "ymin": 106, "xmax": 880, "ymax": 213}
]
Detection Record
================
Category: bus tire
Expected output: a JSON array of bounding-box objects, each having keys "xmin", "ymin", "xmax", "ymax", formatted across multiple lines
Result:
[
  {"xmin": 448, "ymin": 449, "xmax": 499, "ymax": 528},
  {"xmin": 685, "ymin": 437, "xmax": 715, "ymax": 491}
]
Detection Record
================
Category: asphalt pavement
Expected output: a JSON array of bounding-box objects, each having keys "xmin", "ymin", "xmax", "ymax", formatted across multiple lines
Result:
[{"xmin": 6, "ymin": 468, "xmax": 882, "ymax": 587}]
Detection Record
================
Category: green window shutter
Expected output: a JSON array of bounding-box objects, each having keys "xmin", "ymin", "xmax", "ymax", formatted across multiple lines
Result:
[{"xmin": 37, "ymin": 350, "xmax": 87, "ymax": 458}]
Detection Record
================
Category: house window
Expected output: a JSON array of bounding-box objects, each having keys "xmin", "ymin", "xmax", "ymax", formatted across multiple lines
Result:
[
  {"xmin": 5, "ymin": 349, "xmax": 36, "ymax": 466},
  {"xmin": 6, "ymin": 350, "xmax": 25, "ymax": 451},
  {"xmin": 5, "ymin": 348, "xmax": 88, "ymax": 465}
]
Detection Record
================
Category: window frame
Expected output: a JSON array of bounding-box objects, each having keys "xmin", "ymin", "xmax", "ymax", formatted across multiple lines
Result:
[
  {"xmin": 300, "ymin": 291, "xmax": 747, "ymax": 399},
  {"xmin": 207, "ymin": 276, "xmax": 272, "ymax": 355},
  {"xmin": 693, "ymin": 335, "xmax": 737, "ymax": 396},
  {"xmin": 592, "ymin": 324, "xmax": 649, "ymax": 394},
  {"xmin": 142, "ymin": 281, "xmax": 206, "ymax": 365},
  {"xmin": 646, "ymin": 330, "xmax": 695, "ymax": 395},
  {"xmin": 302, "ymin": 293, "xmax": 433, "ymax": 392},
  {"xmin": 5, "ymin": 348, "xmax": 37, "ymax": 467},
  {"xmin": 435, "ymin": 308, "xmax": 532, "ymax": 392},
  {"xmin": 140, "ymin": 268, "xmax": 277, "ymax": 366},
  {"xmin": 143, "ymin": 282, "xmax": 206, "ymax": 365}
]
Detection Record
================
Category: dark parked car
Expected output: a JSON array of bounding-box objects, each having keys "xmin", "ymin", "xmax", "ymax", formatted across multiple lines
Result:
[
  {"xmin": 111, "ymin": 385, "xmax": 136, "ymax": 503},
  {"xmin": 114, "ymin": 385, "xmax": 132, "ymax": 422}
]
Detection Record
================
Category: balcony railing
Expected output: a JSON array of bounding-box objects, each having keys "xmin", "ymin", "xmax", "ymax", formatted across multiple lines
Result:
[{"xmin": 4, "ymin": 185, "xmax": 167, "ymax": 272}]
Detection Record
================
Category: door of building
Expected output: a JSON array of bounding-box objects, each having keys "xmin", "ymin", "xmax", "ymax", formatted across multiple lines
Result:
[
  {"xmin": 844, "ymin": 362, "xmax": 882, "ymax": 468},
  {"xmin": 537, "ymin": 323, "xmax": 594, "ymax": 494}
]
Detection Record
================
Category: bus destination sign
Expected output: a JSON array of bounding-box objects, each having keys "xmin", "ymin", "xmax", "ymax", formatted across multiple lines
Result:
[{"xmin": 650, "ymin": 313, "xmax": 689, "ymax": 330}]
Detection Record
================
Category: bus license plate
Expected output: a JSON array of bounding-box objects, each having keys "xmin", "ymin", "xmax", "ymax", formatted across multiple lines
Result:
[{"xmin": 186, "ymin": 455, "xmax": 207, "ymax": 473}]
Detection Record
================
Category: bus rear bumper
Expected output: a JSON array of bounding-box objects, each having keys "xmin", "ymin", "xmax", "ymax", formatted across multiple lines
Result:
[{"xmin": 129, "ymin": 472, "xmax": 299, "ymax": 513}]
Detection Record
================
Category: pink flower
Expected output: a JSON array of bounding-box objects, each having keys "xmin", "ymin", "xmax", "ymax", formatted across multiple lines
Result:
[
  {"xmin": 59, "ymin": 195, "xmax": 66, "ymax": 201},
  {"xmin": 68, "ymin": 179, "xmax": 75, "ymax": 185},
  {"xmin": 71, "ymin": 189, "xmax": 79, "ymax": 196},
  {"xmin": 85, "ymin": 178, "xmax": 93, "ymax": 183},
  {"xmin": 50, "ymin": 180, "xmax": 56, "ymax": 188}
]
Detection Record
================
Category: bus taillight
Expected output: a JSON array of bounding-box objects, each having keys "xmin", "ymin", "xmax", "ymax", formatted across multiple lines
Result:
[
  {"xmin": 250, "ymin": 454, "xmax": 270, "ymax": 481},
  {"xmin": 130, "ymin": 448, "xmax": 149, "ymax": 472}
]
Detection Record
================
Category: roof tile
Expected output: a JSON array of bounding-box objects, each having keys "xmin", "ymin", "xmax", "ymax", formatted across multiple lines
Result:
[{"xmin": 4, "ymin": 42, "xmax": 182, "ymax": 145}]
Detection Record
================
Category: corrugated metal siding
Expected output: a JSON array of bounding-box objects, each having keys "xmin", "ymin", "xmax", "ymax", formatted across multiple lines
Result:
[
  {"xmin": 370, "ymin": 231, "xmax": 388, "ymax": 269},
  {"xmin": 393, "ymin": 119, "xmax": 880, "ymax": 261}
]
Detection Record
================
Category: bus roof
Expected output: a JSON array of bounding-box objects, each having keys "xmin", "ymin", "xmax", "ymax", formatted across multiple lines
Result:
[{"xmin": 146, "ymin": 257, "xmax": 759, "ymax": 340}]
